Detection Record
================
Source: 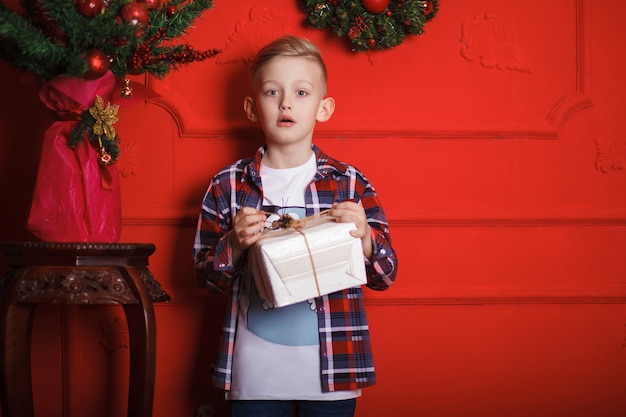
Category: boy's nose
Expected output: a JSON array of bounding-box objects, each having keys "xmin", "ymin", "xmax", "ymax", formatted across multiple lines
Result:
[{"xmin": 280, "ymin": 103, "xmax": 291, "ymax": 110}]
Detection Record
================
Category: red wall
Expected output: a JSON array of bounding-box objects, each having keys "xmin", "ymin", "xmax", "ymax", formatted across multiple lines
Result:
[{"xmin": 1, "ymin": 1, "xmax": 626, "ymax": 416}]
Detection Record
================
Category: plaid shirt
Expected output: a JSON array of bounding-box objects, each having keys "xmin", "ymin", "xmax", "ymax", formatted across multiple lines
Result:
[{"xmin": 193, "ymin": 144, "xmax": 397, "ymax": 392}]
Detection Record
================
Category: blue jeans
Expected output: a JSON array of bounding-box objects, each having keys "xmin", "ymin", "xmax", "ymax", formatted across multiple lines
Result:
[{"xmin": 230, "ymin": 399, "xmax": 357, "ymax": 417}]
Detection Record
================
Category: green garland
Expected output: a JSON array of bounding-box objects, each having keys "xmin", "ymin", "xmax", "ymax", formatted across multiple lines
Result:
[
  {"xmin": 300, "ymin": 0, "xmax": 439, "ymax": 51},
  {"xmin": 0, "ymin": 0, "xmax": 219, "ymax": 164}
]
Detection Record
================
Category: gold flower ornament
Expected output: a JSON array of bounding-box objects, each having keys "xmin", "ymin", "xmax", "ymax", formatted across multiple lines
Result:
[{"xmin": 89, "ymin": 95, "xmax": 119, "ymax": 141}]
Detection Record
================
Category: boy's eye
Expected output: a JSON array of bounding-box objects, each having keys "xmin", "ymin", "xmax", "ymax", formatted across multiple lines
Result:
[
  {"xmin": 296, "ymin": 90, "xmax": 308, "ymax": 96},
  {"xmin": 265, "ymin": 89, "xmax": 279, "ymax": 96}
]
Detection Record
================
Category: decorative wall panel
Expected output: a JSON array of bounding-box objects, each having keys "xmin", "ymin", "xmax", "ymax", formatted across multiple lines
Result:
[{"xmin": 145, "ymin": 0, "xmax": 592, "ymax": 140}]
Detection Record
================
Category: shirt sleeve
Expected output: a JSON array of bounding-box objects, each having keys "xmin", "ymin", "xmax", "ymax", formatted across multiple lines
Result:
[
  {"xmin": 365, "ymin": 226, "xmax": 397, "ymax": 290},
  {"xmin": 354, "ymin": 171, "xmax": 398, "ymax": 291},
  {"xmin": 192, "ymin": 179, "xmax": 241, "ymax": 294}
]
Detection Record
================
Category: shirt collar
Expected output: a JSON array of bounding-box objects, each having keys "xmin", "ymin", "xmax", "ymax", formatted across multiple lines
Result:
[{"xmin": 243, "ymin": 144, "xmax": 349, "ymax": 182}]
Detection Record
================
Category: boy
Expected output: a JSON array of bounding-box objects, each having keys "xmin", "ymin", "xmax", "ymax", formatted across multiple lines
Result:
[{"xmin": 193, "ymin": 35, "xmax": 398, "ymax": 417}]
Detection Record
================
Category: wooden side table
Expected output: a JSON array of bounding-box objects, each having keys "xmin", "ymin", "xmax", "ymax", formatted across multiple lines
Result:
[{"xmin": 0, "ymin": 242, "xmax": 171, "ymax": 417}]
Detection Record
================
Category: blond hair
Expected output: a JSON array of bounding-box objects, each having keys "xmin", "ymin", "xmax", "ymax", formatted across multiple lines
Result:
[{"xmin": 250, "ymin": 35, "xmax": 328, "ymax": 94}]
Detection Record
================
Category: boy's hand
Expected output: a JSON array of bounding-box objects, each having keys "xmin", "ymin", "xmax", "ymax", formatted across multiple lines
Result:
[
  {"xmin": 330, "ymin": 201, "xmax": 373, "ymax": 260},
  {"xmin": 231, "ymin": 207, "xmax": 266, "ymax": 260}
]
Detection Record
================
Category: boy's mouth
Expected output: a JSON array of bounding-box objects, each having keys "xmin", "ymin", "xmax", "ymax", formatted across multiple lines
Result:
[{"xmin": 278, "ymin": 115, "xmax": 294, "ymax": 124}]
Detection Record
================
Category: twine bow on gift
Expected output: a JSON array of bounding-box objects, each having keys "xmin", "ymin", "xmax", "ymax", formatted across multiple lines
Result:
[{"xmin": 264, "ymin": 209, "xmax": 331, "ymax": 231}]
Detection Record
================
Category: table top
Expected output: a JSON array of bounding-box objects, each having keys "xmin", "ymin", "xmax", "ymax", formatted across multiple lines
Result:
[{"xmin": 0, "ymin": 242, "xmax": 170, "ymax": 304}]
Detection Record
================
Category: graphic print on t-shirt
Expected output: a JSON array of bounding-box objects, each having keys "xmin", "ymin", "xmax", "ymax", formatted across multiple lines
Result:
[{"xmin": 245, "ymin": 204, "xmax": 318, "ymax": 346}]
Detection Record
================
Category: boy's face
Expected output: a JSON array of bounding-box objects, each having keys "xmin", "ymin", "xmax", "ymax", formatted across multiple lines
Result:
[{"xmin": 244, "ymin": 56, "xmax": 334, "ymax": 147}]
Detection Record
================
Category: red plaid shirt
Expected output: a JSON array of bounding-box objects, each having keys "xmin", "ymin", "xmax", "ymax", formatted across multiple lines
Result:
[{"xmin": 193, "ymin": 144, "xmax": 397, "ymax": 392}]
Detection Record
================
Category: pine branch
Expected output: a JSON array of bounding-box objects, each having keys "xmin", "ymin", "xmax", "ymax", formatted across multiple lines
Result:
[
  {"xmin": 0, "ymin": 0, "xmax": 217, "ymax": 79},
  {"xmin": 0, "ymin": 5, "xmax": 67, "ymax": 77},
  {"xmin": 148, "ymin": 0, "xmax": 211, "ymax": 40}
]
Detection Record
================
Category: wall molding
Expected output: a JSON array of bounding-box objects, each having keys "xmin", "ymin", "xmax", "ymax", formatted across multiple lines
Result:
[
  {"xmin": 159, "ymin": 289, "xmax": 626, "ymax": 308},
  {"xmin": 145, "ymin": 101, "xmax": 593, "ymax": 141},
  {"xmin": 122, "ymin": 207, "xmax": 626, "ymax": 228},
  {"xmin": 141, "ymin": 0, "xmax": 592, "ymax": 141},
  {"xmin": 460, "ymin": 13, "xmax": 531, "ymax": 73},
  {"xmin": 367, "ymin": 295, "xmax": 626, "ymax": 306}
]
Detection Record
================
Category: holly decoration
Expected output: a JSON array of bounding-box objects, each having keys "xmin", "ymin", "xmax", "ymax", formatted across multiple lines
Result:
[
  {"xmin": 301, "ymin": 0, "xmax": 439, "ymax": 51},
  {"xmin": 0, "ymin": 0, "xmax": 220, "ymax": 164}
]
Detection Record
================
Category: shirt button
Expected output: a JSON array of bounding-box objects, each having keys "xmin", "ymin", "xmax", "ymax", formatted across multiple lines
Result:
[
  {"xmin": 318, "ymin": 307, "xmax": 324, "ymax": 312},
  {"xmin": 379, "ymin": 249, "xmax": 386, "ymax": 255},
  {"xmin": 218, "ymin": 263, "xmax": 226, "ymax": 268}
]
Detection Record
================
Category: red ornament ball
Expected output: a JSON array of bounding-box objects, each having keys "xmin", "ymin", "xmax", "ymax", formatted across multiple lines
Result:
[
  {"xmin": 84, "ymin": 48, "xmax": 110, "ymax": 80},
  {"xmin": 166, "ymin": 5, "xmax": 177, "ymax": 17},
  {"xmin": 75, "ymin": 0, "xmax": 103, "ymax": 18},
  {"xmin": 120, "ymin": 1, "xmax": 149, "ymax": 26},
  {"xmin": 362, "ymin": 0, "xmax": 390, "ymax": 14},
  {"xmin": 137, "ymin": 0, "xmax": 161, "ymax": 10},
  {"xmin": 423, "ymin": 0, "xmax": 434, "ymax": 15},
  {"xmin": 98, "ymin": 147, "xmax": 114, "ymax": 166}
]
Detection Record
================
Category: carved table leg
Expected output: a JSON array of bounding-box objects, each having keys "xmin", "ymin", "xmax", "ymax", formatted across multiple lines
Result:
[
  {"xmin": 0, "ymin": 302, "xmax": 37, "ymax": 417},
  {"xmin": 122, "ymin": 267, "xmax": 157, "ymax": 417}
]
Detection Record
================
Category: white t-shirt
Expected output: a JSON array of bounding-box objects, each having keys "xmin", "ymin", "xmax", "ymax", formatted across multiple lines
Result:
[{"xmin": 227, "ymin": 153, "xmax": 360, "ymax": 401}]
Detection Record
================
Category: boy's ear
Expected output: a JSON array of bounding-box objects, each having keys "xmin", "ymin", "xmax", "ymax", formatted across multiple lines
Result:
[
  {"xmin": 316, "ymin": 97, "xmax": 335, "ymax": 123},
  {"xmin": 244, "ymin": 96, "xmax": 258, "ymax": 121}
]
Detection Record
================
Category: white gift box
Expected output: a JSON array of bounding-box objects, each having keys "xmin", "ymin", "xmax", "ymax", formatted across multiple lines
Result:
[{"xmin": 250, "ymin": 216, "xmax": 366, "ymax": 308}]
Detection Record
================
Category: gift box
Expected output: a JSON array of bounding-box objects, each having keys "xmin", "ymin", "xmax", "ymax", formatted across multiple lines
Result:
[{"xmin": 250, "ymin": 215, "xmax": 366, "ymax": 307}]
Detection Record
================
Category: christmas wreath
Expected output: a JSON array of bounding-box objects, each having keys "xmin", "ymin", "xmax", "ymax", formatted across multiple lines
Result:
[
  {"xmin": 300, "ymin": 0, "xmax": 439, "ymax": 51},
  {"xmin": 0, "ymin": 0, "xmax": 218, "ymax": 164}
]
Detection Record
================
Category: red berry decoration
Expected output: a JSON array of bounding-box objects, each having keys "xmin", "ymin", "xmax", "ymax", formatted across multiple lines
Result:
[
  {"xmin": 83, "ymin": 48, "xmax": 110, "ymax": 79},
  {"xmin": 362, "ymin": 0, "xmax": 390, "ymax": 14},
  {"xmin": 120, "ymin": 1, "xmax": 149, "ymax": 26},
  {"xmin": 75, "ymin": 0, "xmax": 103, "ymax": 18}
]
